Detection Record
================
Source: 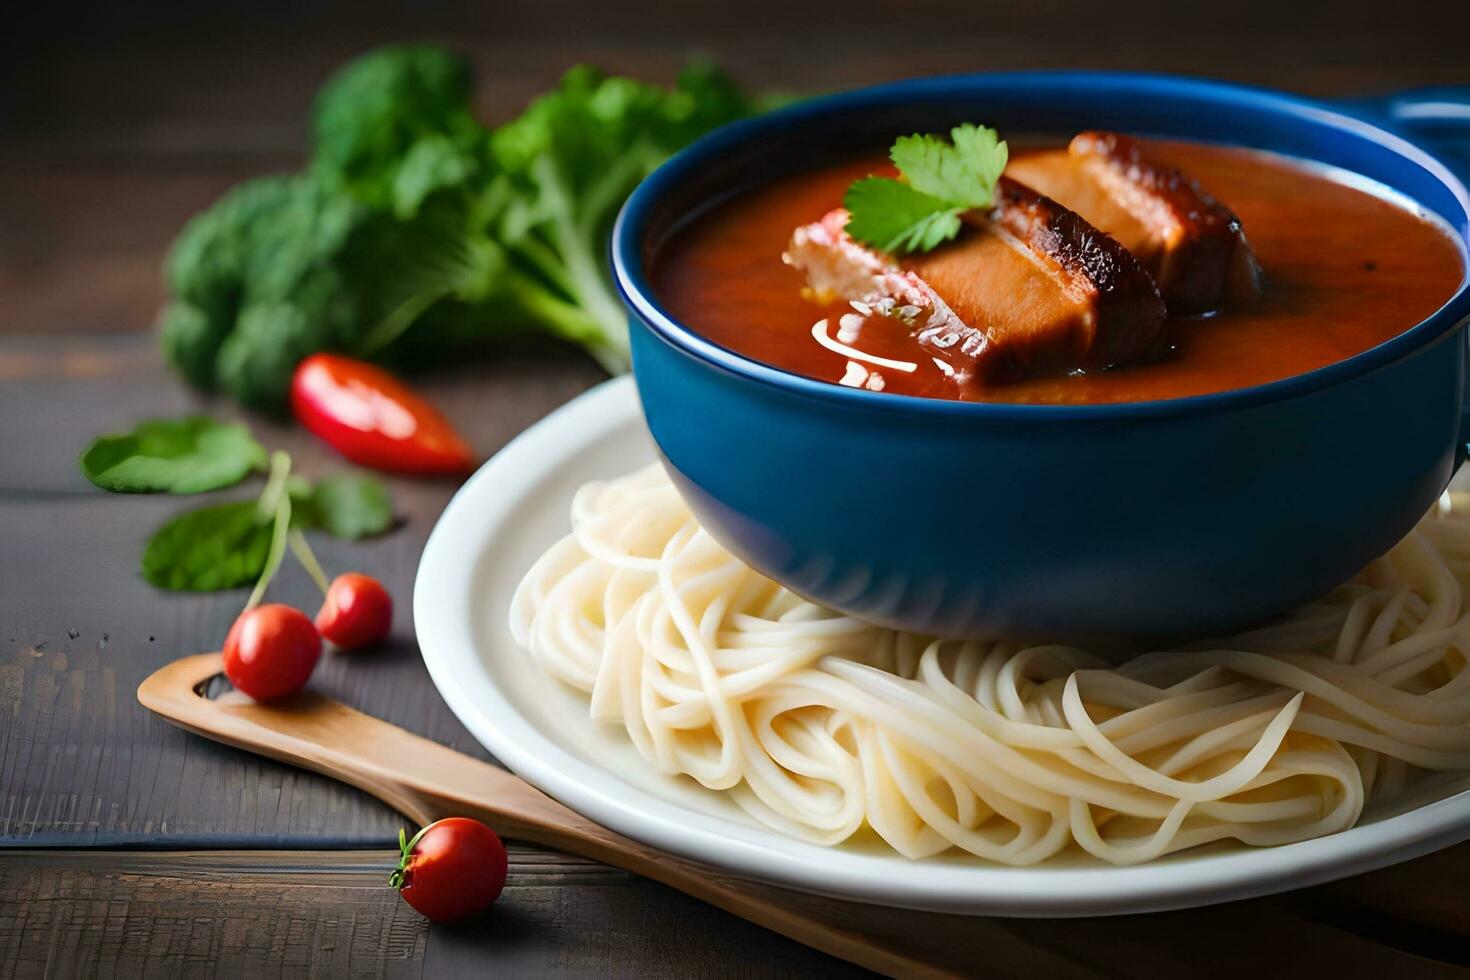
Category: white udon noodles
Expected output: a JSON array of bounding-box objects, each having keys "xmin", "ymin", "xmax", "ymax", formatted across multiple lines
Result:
[{"xmin": 509, "ymin": 465, "xmax": 1470, "ymax": 866}]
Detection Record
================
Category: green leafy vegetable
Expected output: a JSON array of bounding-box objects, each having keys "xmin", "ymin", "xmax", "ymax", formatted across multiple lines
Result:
[
  {"xmin": 161, "ymin": 46, "xmax": 765, "ymax": 411},
  {"xmin": 295, "ymin": 474, "xmax": 395, "ymax": 539},
  {"xmin": 161, "ymin": 176, "xmax": 374, "ymax": 409},
  {"xmin": 80, "ymin": 417, "xmax": 266, "ymax": 493},
  {"xmin": 311, "ymin": 44, "xmax": 484, "ymax": 213},
  {"xmin": 843, "ymin": 123, "xmax": 1009, "ymax": 254},
  {"xmin": 83, "ymin": 415, "xmax": 395, "ymax": 593},
  {"xmin": 389, "ymin": 134, "xmax": 479, "ymax": 219},
  {"xmin": 141, "ymin": 501, "xmax": 274, "ymax": 591},
  {"xmin": 484, "ymin": 62, "xmax": 761, "ymax": 370}
]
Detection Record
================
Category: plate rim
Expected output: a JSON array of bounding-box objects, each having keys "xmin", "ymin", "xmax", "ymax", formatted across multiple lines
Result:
[{"xmin": 414, "ymin": 375, "xmax": 1470, "ymax": 916}]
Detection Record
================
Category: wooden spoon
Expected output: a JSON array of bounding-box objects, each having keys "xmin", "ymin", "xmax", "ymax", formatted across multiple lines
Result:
[{"xmin": 137, "ymin": 653, "xmax": 997, "ymax": 978}]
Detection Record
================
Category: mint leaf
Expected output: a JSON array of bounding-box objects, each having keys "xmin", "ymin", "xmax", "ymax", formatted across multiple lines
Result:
[
  {"xmin": 141, "ymin": 501, "xmax": 273, "ymax": 590},
  {"xmin": 891, "ymin": 124, "xmax": 1007, "ymax": 209},
  {"xmin": 843, "ymin": 178, "xmax": 964, "ymax": 254},
  {"xmin": 80, "ymin": 417, "xmax": 267, "ymax": 494},
  {"xmin": 295, "ymin": 475, "xmax": 394, "ymax": 539}
]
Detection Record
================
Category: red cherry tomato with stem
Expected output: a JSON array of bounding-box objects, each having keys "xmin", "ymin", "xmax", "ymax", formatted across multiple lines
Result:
[
  {"xmin": 291, "ymin": 354, "xmax": 475, "ymax": 475},
  {"xmin": 316, "ymin": 572, "xmax": 393, "ymax": 649},
  {"xmin": 390, "ymin": 818, "xmax": 508, "ymax": 923},
  {"xmin": 222, "ymin": 604, "xmax": 322, "ymax": 702}
]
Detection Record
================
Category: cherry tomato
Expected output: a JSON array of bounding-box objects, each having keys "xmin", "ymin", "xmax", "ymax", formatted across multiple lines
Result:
[
  {"xmin": 222, "ymin": 604, "xmax": 322, "ymax": 702},
  {"xmin": 390, "ymin": 817, "xmax": 508, "ymax": 923},
  {"xmin": 290, "ymin": 353, "xmax": 475, "ymax": 475},
  {"xmin": 316, "ymin": 573, "xmax": 393, "ymax": 650}
]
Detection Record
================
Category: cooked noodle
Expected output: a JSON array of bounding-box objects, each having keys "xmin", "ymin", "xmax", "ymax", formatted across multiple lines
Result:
[{"xmin": 509, "ymin": 465, "xmax": 1470, "ymax": 865}]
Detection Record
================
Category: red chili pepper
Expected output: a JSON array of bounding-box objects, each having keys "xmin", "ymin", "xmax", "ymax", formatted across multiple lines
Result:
[{"xmin": 290, "ymin": 354, "xmax": 475, "ymax": 475}]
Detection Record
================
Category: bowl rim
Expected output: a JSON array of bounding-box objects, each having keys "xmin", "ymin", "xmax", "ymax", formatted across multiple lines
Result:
[{"xmin": 611, "ymin": 70, "xmax": 1470, "ymax": 421}]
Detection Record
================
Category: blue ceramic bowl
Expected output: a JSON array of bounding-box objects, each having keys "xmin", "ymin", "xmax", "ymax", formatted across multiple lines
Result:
[{"xmin": 612, "ymin": 73, "xmax": 1470, "ymax": 638}]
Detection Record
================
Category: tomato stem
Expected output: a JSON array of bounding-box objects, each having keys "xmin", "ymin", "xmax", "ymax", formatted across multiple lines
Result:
[
  {"xmin": 288, "ymin": 529, "xmax": 332, "ymax": 597},
  {"xmin": 389, "ymin": 824, "xmax": 432, "ymax": 891},
  {"xmin": 255, "ymin": 450, "xmax": 292, "ymax": 522},
  {"xmin": 245, "ymin": 451, "xmax": 293, "ymax": 612}
]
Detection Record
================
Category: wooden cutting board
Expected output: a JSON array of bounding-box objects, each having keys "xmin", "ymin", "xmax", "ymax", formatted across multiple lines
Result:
[{"xmin": 138, "ymin": 653, "xmax": 1469, "ymax": 978}]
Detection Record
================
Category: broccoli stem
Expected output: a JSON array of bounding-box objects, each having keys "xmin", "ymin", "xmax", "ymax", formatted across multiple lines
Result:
[
  {"xmin": 507, "ymin": 233, "xmax": 577, "ymax": 299},
  {"xmin": 531, "ymin": 156, "xmax": 630, "ymax": 368},
  {"xmin": 548, "ymin": 224, "xmax": 628, "ymax": 366},
  {"xmin": 575, "ymin": 144, "xmax": 656, "ymax": 243},
  {"xmin": 511, "ymin": 276, "xmax": 626, "ymax": 371},
  {"xmin": 357, "ymin": 287, "xmax": 452, "ymax": 356}
]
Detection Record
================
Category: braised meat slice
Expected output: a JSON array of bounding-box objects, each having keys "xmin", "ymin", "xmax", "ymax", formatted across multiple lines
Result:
[
  {"xmin": 783, "ymin": 207, "xmax": 991, "ymax": 371},
  {"xmin": 1008, "ymin": 132, "xmax": 1262, "ymax": 314},
  {"xmin": 783, "ymin": 181, "xmax": 1166, "ymax": 385}
]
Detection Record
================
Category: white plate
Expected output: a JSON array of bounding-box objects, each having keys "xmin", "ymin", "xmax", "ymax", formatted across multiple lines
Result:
[{"xmin": 414, "ymin": 376, "xmax": 1470, "ymax": 916}]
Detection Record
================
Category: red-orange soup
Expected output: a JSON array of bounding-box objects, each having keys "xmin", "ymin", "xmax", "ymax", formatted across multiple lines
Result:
[{"xmin": 651, "ymin": 140, "xmax": 1467, "ymax": 404}]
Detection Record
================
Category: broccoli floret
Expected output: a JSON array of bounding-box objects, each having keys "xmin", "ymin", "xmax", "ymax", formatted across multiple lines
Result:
[
  {"xmin": 164, "ymin": 176, "xmax": 292, "ymax": 329},
  {"xmin": 158, "ymin": 45, "xmax": 767, "ymax": 411},
  {"xmin": 216, "ymin": 303, "xmax": 335, "ymax": 412},
  {"xmin": 159, "ymin": 172, "xmax": 576, "ymax": 412},
  {"xmin": 162, "ymin": 176, "xmax": 312, "ymax": 391},
  {"xmin": 159, "ymin": 301, "xmax": 227, "ymax": 390},
  {"xmin": 159, "ymin": 176, "xmax": 378, "ymax": 409}
]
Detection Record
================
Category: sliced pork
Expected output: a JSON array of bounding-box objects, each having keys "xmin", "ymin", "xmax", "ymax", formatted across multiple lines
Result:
[
  {"xmin": 1007, "ymin": 132, "xmax": 1263, "ymax": 314},
  {"xmin": 782, "ymin": 180, "xmax": 1166, "ymax": 385}
]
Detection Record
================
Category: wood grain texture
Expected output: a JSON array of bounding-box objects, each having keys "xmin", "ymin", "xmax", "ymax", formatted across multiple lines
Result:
[
  {"xmin": 2, "ymin": 846, "xmax": 1467, "ymax": 978},
  {"xmin": 0, "ymin": 850, "xmax": 866, "ymax": 979}
]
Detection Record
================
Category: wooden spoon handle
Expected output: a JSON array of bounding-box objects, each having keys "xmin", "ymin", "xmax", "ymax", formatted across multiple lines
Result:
[{"xmin": 138, "ymin": 654, "xmax": 956, "ymax": 979}]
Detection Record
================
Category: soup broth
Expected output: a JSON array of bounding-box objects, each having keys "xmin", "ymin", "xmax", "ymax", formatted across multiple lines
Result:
[{"xmin": 651, "ymin": 140, "xmax": 1466, "ymax": 404}]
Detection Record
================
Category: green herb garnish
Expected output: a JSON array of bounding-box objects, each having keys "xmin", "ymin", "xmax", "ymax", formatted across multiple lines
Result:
[
  {"xmin": 80, "ymin": 416, "xmax": 396, "ymax": 592},
  {"xmin": 843, "ymin": 123, "xmax": 1008, "ymax": 255},
  {"xmin": 141, "ymin": 500, "xmax": 276, "ymax": 591},
  {"xmin": 293, "ymin": 474, "xmax": 395, "ymax": 540},
  {"xmin": 80, "ymin": 417, "xmax": 266, "ymax": 494}
]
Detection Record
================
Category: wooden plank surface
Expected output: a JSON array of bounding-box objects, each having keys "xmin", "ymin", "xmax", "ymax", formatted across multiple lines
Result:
[
  {"xmin": 4, "ymin": 2, "xmax": 1470, "ymax": 974},
  {"xmin": 3, "ymin": 847, "xmax": 1468, "ymax": 979},
  {"xmin": 0, "ymin": 851, "xmax": 866, "ymax": 978}
]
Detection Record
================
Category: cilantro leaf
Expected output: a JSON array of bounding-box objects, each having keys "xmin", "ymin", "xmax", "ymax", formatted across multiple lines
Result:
[
  {"xmin": 890, "ymin": 124, "xmax": 1007, "ymax": 208},
  {"xmin": 80, "ymin": 417, "xmax": 267, "ymax": 494},
  {"xmin": 844, "ymin": 122, "xmax": 1009, "ymax": 255},
  {"xmin": 843, "ymin": 178, "xmax": 964, "ymax": 254},
  {"xmin": 141, "ymin": 501, "xmax": 273, "ymax": 591}
]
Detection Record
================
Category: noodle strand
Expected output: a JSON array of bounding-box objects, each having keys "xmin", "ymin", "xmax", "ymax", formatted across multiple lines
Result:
[{"xmin": 510, "ymin": 464, "xmax": 1470, "ymax": 865}]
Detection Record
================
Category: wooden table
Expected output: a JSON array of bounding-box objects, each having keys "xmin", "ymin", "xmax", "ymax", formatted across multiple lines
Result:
[{"xmin": 4, "ymin": 3, "xmax": 1469, "ymax": 975}]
